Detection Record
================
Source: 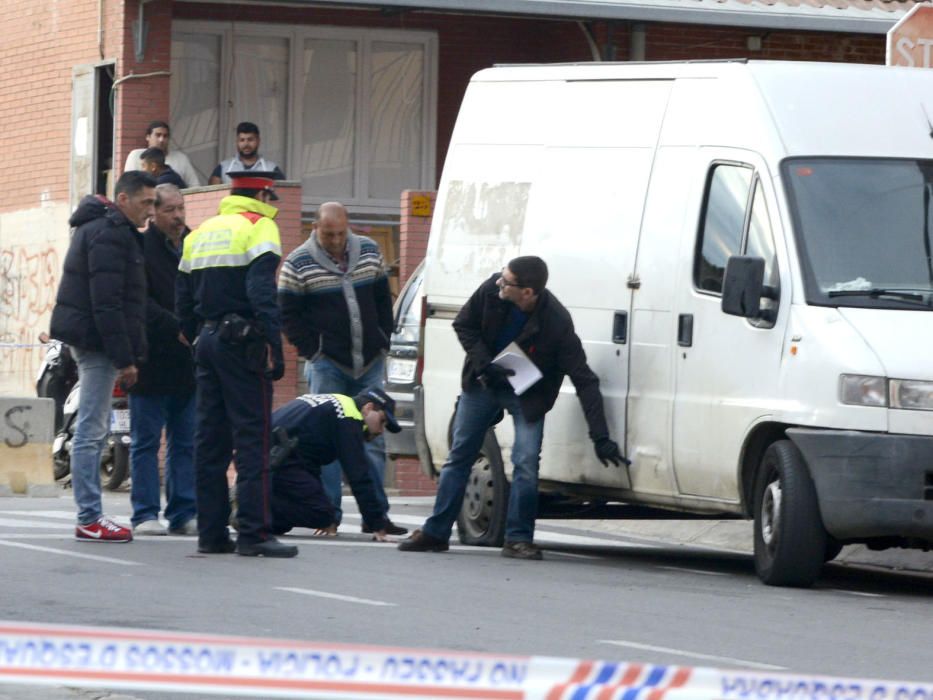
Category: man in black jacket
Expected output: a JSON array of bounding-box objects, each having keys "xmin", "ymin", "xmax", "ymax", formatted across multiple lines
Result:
[
  {"xmin": 399, "ymin": 256, "xmax": 626, "ymax": 560},
  {"xmin": 51, "ymin": 170, "xmax": 156, "ymax": 543},
  {"xmin": 129, "ymin": 184, "xmax": 197, "ymax": 537}
]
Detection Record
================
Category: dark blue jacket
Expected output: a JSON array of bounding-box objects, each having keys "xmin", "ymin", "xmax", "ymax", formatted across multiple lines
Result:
[
  {"xmin": 131, "ymin": 223, "xmax": 195, "ymax": 396},
  {"xmin": 50, "ymin": 195, "xmax": 147, "ymax": 369},
  {"xmin": 271, "ymin": 395, "xmax": 388, "ymax": 531}
]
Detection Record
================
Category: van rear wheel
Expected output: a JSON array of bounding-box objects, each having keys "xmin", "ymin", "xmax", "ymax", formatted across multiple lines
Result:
[
  {"xmin": 753, "ymin": 439, "xmax": 827, "ymax": 587},
  {"xmin": 456, "ymin": 431, "xmax": 508, "ymax": 547}
]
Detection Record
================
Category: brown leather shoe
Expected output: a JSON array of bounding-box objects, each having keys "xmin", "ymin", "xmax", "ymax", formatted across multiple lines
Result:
[
  {"xmin": 501, "ymin": 541, "xmax": 543, "ymax": 560},
  {"xmin": 397, "ymin": 529, "xmax": 449, "ymax": 552}
]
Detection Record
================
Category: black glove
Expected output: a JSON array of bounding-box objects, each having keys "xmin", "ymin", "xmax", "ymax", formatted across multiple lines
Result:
[
  {"xmin": 266, "ymin": 344, "xmax": 285, "ymax": 381},
  {"xmin": 594, "ymin": 437, "xmax": 630, "ymax": 467},
  {"xmin": 479, "ymin": 363, "xmax": 515, "ymax": 390}
]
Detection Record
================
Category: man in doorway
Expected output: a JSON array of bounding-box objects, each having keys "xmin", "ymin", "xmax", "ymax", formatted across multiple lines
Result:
[
  {"xmin": 277, "ymin": 201, "xmax": 405, "ymax": 536},
  {"xmin": 139, "ymin": 148, "xmax": 188, "ymax": 189},
  {"xmin": 209, "ymin": 122, "xmax": 286, "ymax": 185},
  {"xmin": 124, "ymin": 120, "xmax": 201, "ymax": 187},
  {"xmin": 398, "ymin": 256, "xmax": 627, "ymax": 560},
  {"xmin": 50, "ymin": 170, "xmax": 156, "ymax": 542},
  {"xmin": 129, "ymin": 184, "xmax": 197, "ymax": 537}
]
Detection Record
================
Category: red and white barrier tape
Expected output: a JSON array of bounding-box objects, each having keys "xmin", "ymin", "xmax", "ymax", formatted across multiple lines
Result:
[{"xmin": 0, "ymin": 621, "xmax": 930, "ymax": 700}]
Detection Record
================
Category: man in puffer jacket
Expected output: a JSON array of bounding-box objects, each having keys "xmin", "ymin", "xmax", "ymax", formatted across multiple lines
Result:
[{"xmin": 51, "ymin": 170, "xmax": 156, "ymax": 543}]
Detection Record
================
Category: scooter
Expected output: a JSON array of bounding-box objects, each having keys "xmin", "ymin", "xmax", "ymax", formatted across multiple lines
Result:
[{"xmin": 38, "ymin": 335, "xmax": 131, "ymax": 490}]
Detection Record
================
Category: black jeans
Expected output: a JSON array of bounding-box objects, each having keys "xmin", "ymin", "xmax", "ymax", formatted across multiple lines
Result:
[{"xmin": 194, "ymin": 328, "xmax": 273, "ymax": 546}]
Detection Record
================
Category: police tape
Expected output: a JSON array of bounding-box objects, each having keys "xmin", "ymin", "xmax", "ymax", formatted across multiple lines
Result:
[{"xmin": 1, "ymin": 621, "xmax": 931, "ymax": 700}]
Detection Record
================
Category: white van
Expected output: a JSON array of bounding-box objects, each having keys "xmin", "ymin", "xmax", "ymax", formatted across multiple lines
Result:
[{"xmin": 414, "ymin": 60, "xmax": 933, "ymax": 587}]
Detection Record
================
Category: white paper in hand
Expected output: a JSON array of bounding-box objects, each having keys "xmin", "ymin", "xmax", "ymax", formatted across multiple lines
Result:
[{"xmin": 491, "ymin": 342, "xmax": 542, "ymax": 395}]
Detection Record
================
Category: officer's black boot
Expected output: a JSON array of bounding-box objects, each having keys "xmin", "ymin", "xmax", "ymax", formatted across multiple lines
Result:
[{"xmin": 236, "ymin": 536, "xmax": 299, "ymax": 558}]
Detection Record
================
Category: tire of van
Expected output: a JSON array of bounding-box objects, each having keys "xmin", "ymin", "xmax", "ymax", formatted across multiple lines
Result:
[
  {"xmin": 752, "ymin": 439, "xmax": 828, "ymax": 587},
  {"xmin": 456, "ymin": 430, "xmax": 509, "ymax": 547}
]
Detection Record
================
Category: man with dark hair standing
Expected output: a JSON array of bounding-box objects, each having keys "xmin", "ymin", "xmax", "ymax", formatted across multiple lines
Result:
[
  {"xmin": 129, "ymin": 184, "xmax": 197, "ymax": 537},
  {"xmin": 209, "ymin": 122, "xmax": 285, "ymax": 185},
  {"xmin": 139, "ymin": 148, "xmax": 188, "ymax": 188},
  {"xmin": 399, "ymin": 256, "xmax": 627, "ymax": 560},
  {"xmin": 124, "ymin": 120, "xmax": 201, "ymax": 187},
  {"xmin": 177, "ymin": 171, "xmax": 296, "ymax": 558},
  {"xmin": 277, "ymin": 201, "xmax": 405, "ymax": 536},
  {"xmin": 51, "ymin": 170, "xmax": 156, "ymax": 543}
]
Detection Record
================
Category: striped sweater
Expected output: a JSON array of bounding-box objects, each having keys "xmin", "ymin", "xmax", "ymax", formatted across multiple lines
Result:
[{"xmin": 277, "ymin": 232, "xmax": 393, "ymax": 377}]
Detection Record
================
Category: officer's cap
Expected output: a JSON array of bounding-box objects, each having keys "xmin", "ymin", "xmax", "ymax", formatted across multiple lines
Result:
[
  {"xmin": 356, "ymin": 387, "xmax": 402, "ymax": 433},
  {"xmin": 228, "ymin": 170, "xmax": 279, "ymax": 201}
]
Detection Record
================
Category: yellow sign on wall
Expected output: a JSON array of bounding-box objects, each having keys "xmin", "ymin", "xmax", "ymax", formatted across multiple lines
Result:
[{"xmin": 410, "ymin": 195, "xmax": 433, "ymax": 218}]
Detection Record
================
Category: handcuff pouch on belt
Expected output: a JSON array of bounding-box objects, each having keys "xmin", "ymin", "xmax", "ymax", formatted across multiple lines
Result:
[{"xmin": 218, "ymin": 313, "xmax": 267, "ymax": 370}]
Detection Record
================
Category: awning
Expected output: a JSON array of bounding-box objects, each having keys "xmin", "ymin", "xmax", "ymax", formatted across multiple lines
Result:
[{"xmin": 233, "ymin": 0, "xmax": 917, "ymax": 34}]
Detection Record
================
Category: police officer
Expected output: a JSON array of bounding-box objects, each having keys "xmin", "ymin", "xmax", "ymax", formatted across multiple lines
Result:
[
  {"xmin": 266, "ymin": 388, "xmax": 402, "ymax": 540},
  {"xmin": 176, "ymin": 172, "xmax": 297, "ymax": 558}
]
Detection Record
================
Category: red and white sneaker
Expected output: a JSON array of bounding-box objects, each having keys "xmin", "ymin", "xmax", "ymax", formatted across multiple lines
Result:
[{"xmin": 75, "ymin": 516, "xmax": 133, "ymax": 543}]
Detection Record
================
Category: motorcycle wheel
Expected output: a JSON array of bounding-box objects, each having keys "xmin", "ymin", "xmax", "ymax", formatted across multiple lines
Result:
[{"xmin": 100, "ymin": 441, "xmax": 129, "ymax": 491}]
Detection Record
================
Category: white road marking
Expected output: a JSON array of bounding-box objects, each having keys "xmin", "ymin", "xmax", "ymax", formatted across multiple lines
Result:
[
  {"xmin": 0, "ymin": 517, "xmax": 72, "ymax": 530},
  {"xmin": 656, "ymin": 565, "xmax": 727, "ymax": 577},
  {"xmin": 546, "ymin": 551, "xmax": 602, "ymax": 560},
  {"xmin": 275, "ymin": 586, "xmax": 396, "ymax": 607},
  {"xmin": 0, "ymin": 539, "xmax": 141, "ymax": 566},
  {"xmin": 598, "ymin": 639, "xmax": 786, "ymax": 671},
  {"xmin": 827, "ymin": 588, "xmax": 886, "ymax": 598},
  {"xmin": 0, "ymin": 510, "xmax": 78, "ymax": 520}
]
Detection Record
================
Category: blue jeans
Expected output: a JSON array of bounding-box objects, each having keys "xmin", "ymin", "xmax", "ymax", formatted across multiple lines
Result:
[
  {"xmin": 70, "ymin": 348, "xmax": 118, "ymax": 525},
  {"xmin": 423, "ymin": 385, "xmax": 545, "ymax": 544},
  {"xmin": 305, "ymin": 357, "xmax": 389, "ymax": 524},
  {"xmin": 129, "ymin": 393, "xmax": 197, "ymax": 529}
]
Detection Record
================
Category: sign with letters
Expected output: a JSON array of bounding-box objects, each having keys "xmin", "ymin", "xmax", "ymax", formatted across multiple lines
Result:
[{"xmin": 887, "ymin": 5, "xmax": 933, "ymax": 67}]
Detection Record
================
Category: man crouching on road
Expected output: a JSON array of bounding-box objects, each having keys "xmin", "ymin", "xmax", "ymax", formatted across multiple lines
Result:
[
  {"xmin": 261, "ymin": 388, "xmax": 401, "ymax": 540},
  {"xmin": 398, "ymin": 256, "xmax": 627, "ymax": 560}
]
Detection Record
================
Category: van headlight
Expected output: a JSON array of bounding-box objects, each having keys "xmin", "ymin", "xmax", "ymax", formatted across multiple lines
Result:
[
  {"xmin": 890, "ymin": 379, "xmax": 933, "ymax": 411},
  {"xmin": 839, "ymin": 374, "xmax": 887, "ymax": 407}
]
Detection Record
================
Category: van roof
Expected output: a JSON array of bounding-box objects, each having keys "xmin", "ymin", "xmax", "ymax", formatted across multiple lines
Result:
[{"xmin": 466, "ymin": 61, "xmax": 933, "ymax": 159}]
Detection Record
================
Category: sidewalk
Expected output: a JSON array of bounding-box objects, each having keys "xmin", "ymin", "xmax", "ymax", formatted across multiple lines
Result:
[{"xmin": 558, "ymin": 517, "xmax": 933, "ymax": 575}]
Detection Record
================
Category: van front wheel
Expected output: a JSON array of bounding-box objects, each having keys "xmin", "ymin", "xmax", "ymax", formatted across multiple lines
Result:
[
  {"xmin": 456, "ymin": 431, "xmax": 508, "ymax": 547},
  {"xmin": 753, "ymin": 440, "xmax": 827, "ymax": 587}
]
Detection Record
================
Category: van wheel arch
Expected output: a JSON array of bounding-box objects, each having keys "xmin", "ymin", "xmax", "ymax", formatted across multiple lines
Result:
[{"xmin": 739, "ymin": 422, "xmax": 790, "ymax": 518}]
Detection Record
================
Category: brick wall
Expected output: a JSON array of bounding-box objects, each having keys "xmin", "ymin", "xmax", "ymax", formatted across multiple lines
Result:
[
  {"xmin": 115, "ymin": 0, "xmax": 173, "ymax": 178},
  {"xmin": 0, "ymin": 0, "xmax": 123, "ymax": 213},
  {"xmin": 393, "ymin": 457, "xmax": 437, "ymax": 496},
  {"xmin": 399, "ymin": 190, "xmax": 436, "ymax": 286},
  {"xmin": 182, "ymin": 183, "xmax": 304, "ymax": 410}
]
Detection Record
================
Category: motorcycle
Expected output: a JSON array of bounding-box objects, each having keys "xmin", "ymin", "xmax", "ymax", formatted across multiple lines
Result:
[{"xmin": 38, "ymin": 334, "xmax": 131, "ymax": 490}]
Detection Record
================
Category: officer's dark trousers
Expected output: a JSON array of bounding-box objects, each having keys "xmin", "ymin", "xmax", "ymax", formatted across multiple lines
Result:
[
  {"xmin": 194, "ymin": 329, "xmax": 272, "ymax": 546},
  {"xmin": 270, "ymin": 466, "xmax": 335, "ymax": 534}
]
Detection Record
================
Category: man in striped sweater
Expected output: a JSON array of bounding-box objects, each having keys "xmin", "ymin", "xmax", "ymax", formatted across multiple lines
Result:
[{"xmin": 277, "ymin": 201, "xmax": 407, "ymax": 536}]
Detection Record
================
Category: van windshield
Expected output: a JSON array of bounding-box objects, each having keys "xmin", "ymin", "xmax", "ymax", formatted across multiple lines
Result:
[{"xmin": 783, "ymin": 158, "xmax": 933, "ymax": 310}]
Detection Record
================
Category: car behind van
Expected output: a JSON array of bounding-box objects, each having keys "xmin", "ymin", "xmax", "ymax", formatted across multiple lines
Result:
[{"xmin": 416, "ymin": 59, "xmax": 933, "ymax": 587}]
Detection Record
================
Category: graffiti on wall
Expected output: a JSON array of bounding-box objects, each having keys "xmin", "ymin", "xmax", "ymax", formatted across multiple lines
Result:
[{"xmin": 0, "ymin": 245, "xmax": 60, "ymax": 387}]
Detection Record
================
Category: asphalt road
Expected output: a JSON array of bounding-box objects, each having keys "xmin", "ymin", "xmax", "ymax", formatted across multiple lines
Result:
[{"xmin": 0, "ymin": 492, "xmax": 931, "ymax": 699}]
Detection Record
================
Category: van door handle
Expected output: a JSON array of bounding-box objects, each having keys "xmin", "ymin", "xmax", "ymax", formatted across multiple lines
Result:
[
  {"xmin": 677, "ymin": 313, "xmax": 693, "ymax": 347},
  {"xmin": 612, "ymin": 311, "xmax": 627, "ymax": 344}
]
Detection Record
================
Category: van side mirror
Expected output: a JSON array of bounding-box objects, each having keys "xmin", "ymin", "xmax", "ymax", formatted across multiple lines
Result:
[{"xmin": 722, "ymin": 256, "xmax": 766, "ymax": 319}]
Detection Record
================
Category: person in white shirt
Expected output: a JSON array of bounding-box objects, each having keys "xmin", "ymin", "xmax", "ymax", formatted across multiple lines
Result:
[{"xmin": 124, "ymin": 121, "xmax": 201, "ymax": 187}]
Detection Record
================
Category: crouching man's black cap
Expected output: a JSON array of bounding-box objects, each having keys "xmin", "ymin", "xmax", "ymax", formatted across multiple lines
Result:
[
  {"xmin": 228, "ymin": 170, "xmax": 280, "ymax": 201},
  {"xmin": 357, "ymin": 387, "xmax": 402, "ymax": 433}
]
